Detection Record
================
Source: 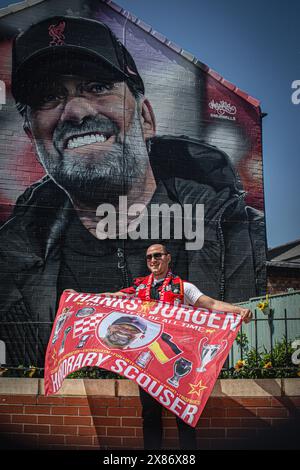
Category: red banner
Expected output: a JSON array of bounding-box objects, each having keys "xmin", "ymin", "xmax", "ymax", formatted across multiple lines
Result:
[{"xmin": 45, "ymin": 290, "xmax": 242, "ymax": 427}]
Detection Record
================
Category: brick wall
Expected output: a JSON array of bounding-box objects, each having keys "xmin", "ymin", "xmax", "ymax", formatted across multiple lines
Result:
[
  {"xmin": 267, "ymin": 266, "xmax": 300, "ymax": 295},
  {"xmin": 0, "ymin": 378, "xmax": 299, "ymax": 450}
]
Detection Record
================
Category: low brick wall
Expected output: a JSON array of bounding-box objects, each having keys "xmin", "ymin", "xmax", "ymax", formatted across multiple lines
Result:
[{"xmin": 0, "ymin": 378, "xmax": 299, "ymax": 450}]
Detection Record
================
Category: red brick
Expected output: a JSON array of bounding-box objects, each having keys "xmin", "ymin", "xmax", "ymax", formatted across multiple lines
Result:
[
  {"xmin": 108, "ymin": 407, "xmax": 137, "ymax": 417},
  {"xmin": 24, "ymin": 424, "xmax": 50, "ymax": 434},
  {"xmin": 0, "ymin": 405, "xmax": 23, "ymax": 414},
  {"xmin": 51, "ymin": 425, "xmax": 77, "ymax": 435},
  {"xmin": 270, "ymin": 418, "xmax": 291, "ymax": 427},
  {"xmin": 0, "ymin": 423, "xmax": 23, "ymax": 433},
  {"xmin": 38, "ymin": 415, "xmax": 64, "ymax": 425},
  {"xmin": 64, "ymin": 397, "xmax": 90, "ymax": 406},
  {"xmin": 195, "ymin": 418, "xmax": 210, "ymax": 428},
  {"xmin": 78, "ymin": 426, "xmax": 97, "ymax": 436},
  {"xmin": 78, "ymin": 406, "xmax": 93, "ymax": 416},
  {"xmin": 119, "ymin": 398, "xmax": 141, "ymax": 407},
  {"xmin": 38, "ymin": 435, "xmax": 65, "ymax": 445},
  {"xmin": 164, "ymin": 428, "xmax": 179, "ymax": 438},
  {"xmin": 93, "ymin": 416, "xmax": 121, "ymax": 426},
  {"xmin": 256, "ymin": 408, "xmax": 288, "ymax": 418},
  {"xmin": 197, "ymin": 428, "xmax": 226, "ymax": 438},
  {"xmin": 89, "ymin": 397, "xmax": 118, "ymax": 407},
  {"xmin": 81, "ymin": 406, "xmax": 107, "ymax": 416},
  {"xmin": 238, "ymin": 398, "xmax": 272, "ymax": 407},
  {"xmin": 107, "ymin": 426, "xmax": 135, "ymax": 437},
  {"xmin": 208, "ymin": 397, "xmax": 240, "ymax": 408},
  {"xmin": 64, "ymin": 416, "xmax": 91, "ymax": 426},
  {"xmin": 227, "ymin": 407, "xmax": 256, "ymax": 417},
  {"xmin": 0, "ymin": 395, "xmax": 36, "ymax": 405},
  {"xmin": 12, "ymin": 414, "xmax": 37, "ymax": 424},
  {"xmin": 284, "ymin": 397, "xmax": 300, "ymax": 407},
  {"xmin": 37, "ymin": 396, "xmax": 65, "ymax": 405},
  {"xmin": 240, "ymin": 418, "xmax": 272, "ymax": 428},
  {"xmin": 210, "ymin": 438, "xmax": 238, "ymax": 450},
  {"xmin": 52, "ymin": 406, "xmax": 78, "ymax": 416},
  {"xmin": 211, "ymin": 418, "xmax": 241, "ymax": 427},
  {"xmin": 196, "ymin": 438, "xmax": 211, "ymax": 450},
  {"xmin": 121, "ymin": 417, "xmax": 141, "ymax": 427},
  {"xmin": 162, "ymin": 438, "xmax": 178, "ymax": 449},
  {"xmin": 202, "ymin": 407, "xmax": 226, "ymax": 417},
  {"xmin": 227, "ymin": 428, "xmax": 257, "ymax": 439},
  {"xmin": 25, "ymin": 405, "xmax": 51, "ymax": 415},
  {"xmin": 122, "ymin": 437, "xmax": 143, "ymax": 448},
  {"xmin": 93, "ymin": 435, "xmax": 101, "ymax": 446},
  {"xmin": 65, "ymin": 435, "xmax": 93, "ymax": 446},
  {"xmin": 94, "ymin": 426, "xmax": 107, "ymax": 436},
  {"xmin": 4, "ymin": 433, "xmax": 38, "ymax": 448},
  {"xmin": 271, "ymin": 398, "xmax": 288, "ymax": 407},
  {"xmin": 0, "ymin": 414, "xmax": 11, "ymax": 423},
  {"xmin": 161, "ymin": 415, "xmax": 176, "ymax": 424},
  {"xmin": 97, "ymin": 436, "xmax": 122, "ymax": 448}
]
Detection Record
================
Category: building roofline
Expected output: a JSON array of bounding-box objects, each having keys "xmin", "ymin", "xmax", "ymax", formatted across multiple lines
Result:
[
  {"xmin": 266, "ymin": 260, "xmax": 300, "ymax": 269},
  {"xmin": 268, "ymin": 238, "xmax": 300, "ymax": 253},
  {"xmin": 0, "ymin": 0, "xmax": 44, "ymax": 17},
  {"xmin": 0, "ymin": 0, "xmax": 261, "ymax": 110},
  {"xmin": 106, "ymin": 0, "xmax": 261, "ymax": 109}
]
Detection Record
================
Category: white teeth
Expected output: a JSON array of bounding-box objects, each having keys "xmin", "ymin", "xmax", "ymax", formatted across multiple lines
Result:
[
  {"xmin": 96, "ymin": 134, "xmax": 106, "ymax": 143},
  {"xmin": 67, "ymin": 133, "xmax": 108, "ymax": 149}
]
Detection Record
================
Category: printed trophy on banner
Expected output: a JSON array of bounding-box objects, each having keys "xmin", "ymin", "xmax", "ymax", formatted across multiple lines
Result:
[
  {"xmin": 52, "ymin": 307, "xmax": 71, "ymax": 344},
  {"xmin": 59, "ymin": 327, "xmax": 72, "ymax": 355},
  {"xmin": 167, "ymin": 357, "xmax": 192, "ymax": 388},
  {"xmin": 196, "ymin": 337, "xmax": 227, "ymax": 372}
]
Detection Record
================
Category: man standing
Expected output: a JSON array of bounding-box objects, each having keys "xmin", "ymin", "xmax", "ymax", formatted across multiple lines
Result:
[{"xmin": 119, "ymin": 243, "xmax": 252, "ymax": 449}]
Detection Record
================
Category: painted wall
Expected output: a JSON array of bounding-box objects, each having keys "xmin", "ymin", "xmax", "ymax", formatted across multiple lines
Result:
[{"xmin": 0, "ymin": 0, "xmax": 266, "ymax": 367}]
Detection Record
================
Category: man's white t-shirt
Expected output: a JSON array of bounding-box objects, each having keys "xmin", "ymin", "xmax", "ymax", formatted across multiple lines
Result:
[{"xmin": 152, "ymin": 278, "xmax": 203, "ymax": 306}]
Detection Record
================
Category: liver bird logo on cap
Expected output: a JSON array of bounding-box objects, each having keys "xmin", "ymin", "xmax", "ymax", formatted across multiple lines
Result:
[{"xmin": 48, "ymin": 21, "xmax": 66, "ymax": 46}]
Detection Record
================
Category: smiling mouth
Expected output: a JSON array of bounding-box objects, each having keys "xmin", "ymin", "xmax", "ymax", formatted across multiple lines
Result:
[
  {"xmin": 110, "ymin": 332, "xmax": 132, "ymax": 345},
  {"xmin": 65, "ymin": 132, "xmax": 113, "ymax": 149}
]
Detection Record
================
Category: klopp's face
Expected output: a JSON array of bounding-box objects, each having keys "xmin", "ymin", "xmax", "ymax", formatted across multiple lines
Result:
[
  {"xmin": 25, "ymin": 74, "xmax": 154, "ymax": 205},
  {"xmin": 105, "ymin": 323, "xmax": 141, "ymax": 347}
]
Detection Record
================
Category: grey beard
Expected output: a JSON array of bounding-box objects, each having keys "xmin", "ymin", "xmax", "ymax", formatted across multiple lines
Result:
[{"xmin": 35, "ymin": 112, "xmax": 149, "ymax": 206}]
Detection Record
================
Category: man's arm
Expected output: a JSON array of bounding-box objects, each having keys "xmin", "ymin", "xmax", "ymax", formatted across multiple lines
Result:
[{"xmin": 194, "ymin": 295, "xmax": 252, "ymax": 323}]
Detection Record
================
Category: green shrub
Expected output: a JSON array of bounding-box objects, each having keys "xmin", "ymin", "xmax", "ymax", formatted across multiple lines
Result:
[{"xmin": 220, "ymin": 335, "xmax": 300, "ymax": 379}]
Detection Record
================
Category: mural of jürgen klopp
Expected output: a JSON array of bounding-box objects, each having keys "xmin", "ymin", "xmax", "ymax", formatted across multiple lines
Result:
[{"xmin": 0, "ymin": 15, "xmax": 265, "ymax": 368}]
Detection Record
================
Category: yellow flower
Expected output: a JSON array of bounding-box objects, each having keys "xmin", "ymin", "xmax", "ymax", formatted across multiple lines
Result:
[
  {"xmin": 263, "ymin": 361, "xmax": 272, "ymax": 369},
  {"xmin": 27, "ymin": 365, "xmax": 37, "ymax": 378},
  {"xmin": 297, "ymin": 370, "xmax": 300, "ymax": 378},
  {"xmin": 235, "ymin": 360, "xmax": 245, "ymax": 370},
  {"xmin": 257, "ymin": 295, "xmax": 269, "ymax": 312}
]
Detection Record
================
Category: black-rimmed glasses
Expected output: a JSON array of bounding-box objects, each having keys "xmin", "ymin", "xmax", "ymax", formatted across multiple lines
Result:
[{"xmin": 146, "ymin": 252, "xmax": 168, "ymax": 261}]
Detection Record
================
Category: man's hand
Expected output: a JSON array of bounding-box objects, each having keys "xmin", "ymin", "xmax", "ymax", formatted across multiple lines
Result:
[{"xmin": 238, "ymin": 308, "xmax": 252, "ymax": 323}]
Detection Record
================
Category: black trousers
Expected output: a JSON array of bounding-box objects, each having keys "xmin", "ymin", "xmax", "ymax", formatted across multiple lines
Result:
[{"xmin": 139, "ymin": 387, "xmax": 197, "ymax": 450}]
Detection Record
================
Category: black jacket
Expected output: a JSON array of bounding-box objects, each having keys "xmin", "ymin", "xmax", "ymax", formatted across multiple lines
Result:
[{"xmin": 0, "ymin": 136, "xmax": 266, "ymax": 366}]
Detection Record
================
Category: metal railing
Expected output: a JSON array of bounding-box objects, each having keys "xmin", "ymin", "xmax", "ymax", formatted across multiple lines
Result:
[{"xmin": 1, "ymin": 303, "xmax": 299, "ymax": 378}]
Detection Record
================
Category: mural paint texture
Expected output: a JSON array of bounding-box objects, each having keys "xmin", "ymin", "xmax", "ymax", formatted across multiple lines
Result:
[{"xmin": 0, "ymin": 0, "xmax": 266, "ymax": 367}]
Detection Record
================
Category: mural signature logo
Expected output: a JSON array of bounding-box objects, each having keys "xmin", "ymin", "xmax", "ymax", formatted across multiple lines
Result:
[
  {"xmin": 209, "ymin": 99, "xmax": 237, "ymax": 116},
  {"xmin": 48, "ymin": 21, "xmax": 66, "ymax": 46}
]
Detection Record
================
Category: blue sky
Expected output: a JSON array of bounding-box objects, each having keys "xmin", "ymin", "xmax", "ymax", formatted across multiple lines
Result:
[{"xmin": 0, "ymin": 0, "xmax": 299, "ymax": 248}]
